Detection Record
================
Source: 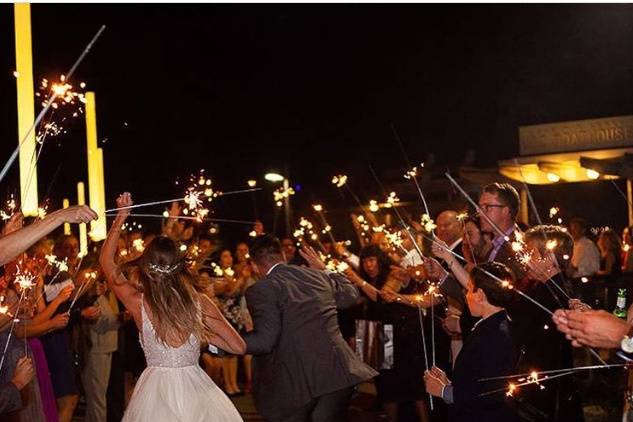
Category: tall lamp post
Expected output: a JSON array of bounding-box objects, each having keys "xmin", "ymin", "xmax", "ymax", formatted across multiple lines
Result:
[{"xmin": 265, "ymin": 172, "xmax": 291, "ymax": 236}]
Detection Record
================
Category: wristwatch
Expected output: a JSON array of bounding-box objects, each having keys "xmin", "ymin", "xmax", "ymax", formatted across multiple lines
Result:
[{"xmin": 621, "ymin": 325, "xmax": 633, "ymax": 353}]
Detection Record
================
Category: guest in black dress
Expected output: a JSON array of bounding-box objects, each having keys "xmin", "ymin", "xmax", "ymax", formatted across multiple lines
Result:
[{"xmin": 345, "ymin": 245, "xmax": 450, "ymax": 422}]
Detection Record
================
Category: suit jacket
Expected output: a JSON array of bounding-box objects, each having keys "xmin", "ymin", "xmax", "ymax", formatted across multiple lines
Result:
[
  {"xmin": 244, "ymin": 264, "xmax": 377, "ymax": 421},
  {"xmin": 488, "ymin": 231, "xmax": 527, "ymax": 282},
  {"xmin": 449, "ymin": 310, "xmax": 518, "ymax": 422}
]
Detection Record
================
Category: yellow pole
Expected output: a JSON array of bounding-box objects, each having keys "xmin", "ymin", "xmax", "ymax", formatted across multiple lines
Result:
[
  {"xmin": 14, "ymin": 4, "xmax": 38, "ymax": 216},
  {"xmin": 62, "ymin": 198, "xmax": 71, "ymax": 235},
  {"xmin": 85, "ymin": 92, "xmax": 106, "ymax": 241},
  {"xmin": 77, "ymin": 182, "xmax": 88, "ymax": 256}
]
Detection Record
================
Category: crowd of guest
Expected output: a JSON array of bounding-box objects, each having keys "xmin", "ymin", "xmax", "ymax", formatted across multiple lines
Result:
[{"xmin": 0, "ymin": 179, "xmax": 632, "ymax": 422}]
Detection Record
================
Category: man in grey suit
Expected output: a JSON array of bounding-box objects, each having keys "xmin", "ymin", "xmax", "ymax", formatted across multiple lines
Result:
[{"xmin": 244, "ymin": 235, "xmax": 377, "ymax": 422}]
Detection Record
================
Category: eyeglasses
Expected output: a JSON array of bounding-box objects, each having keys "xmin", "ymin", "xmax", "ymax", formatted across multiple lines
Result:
[{"xmin": 478, "ymin": 203, "xmax": 506, "ymax": 213}]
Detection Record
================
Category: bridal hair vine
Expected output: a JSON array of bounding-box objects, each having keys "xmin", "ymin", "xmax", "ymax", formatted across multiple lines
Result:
[{"xmin": 148, "ymin": 262, "xmax": 181, "ymax": 275}]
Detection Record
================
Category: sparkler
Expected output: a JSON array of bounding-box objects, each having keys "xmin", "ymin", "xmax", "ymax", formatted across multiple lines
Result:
[
  {"xmin": 273, "ymin": 185, "xmax": 295, "ymax": 208},
  {"xmin": 419, "ymin": 230, "xmax": 606, "ymax": 365},
  {"xmin": 331, "ymin": 174, "xmax": 366, "ymax": 212},
  {"xmin": 0, "ymin": 289, "xmax": 26, "ymax": 372},
  {"xmin": 23, "ymin": 77, "xmax": 89, "ymax": 200},
  {"xmin": 104, "ymin": 187, "xmax": 262, "ymax": 213},
  {"xmin": 312, "ymin": 204, "xmax": 337, "ymax": 245},
  {"xmin": 106, "ymin": 213, "xmax": 258, "ymax": 226},
  {"xmin": 0, "ymin": 25, "xmax": 106, "ymax": 185},
  {"xmin": 416, "ymin": 297, "xmax": 433, "ymax": 410},
  {"xmin": 445, "ymin": 173, "xmax": 508, "ymax": 240},
  {"xmin": 479, "ymin": 370, "xmax": 576, "ymax": 398},
  {"xmin": 0, "ymin": 195, "xmax": 18, "ymax": 221},
  {"xmin": 479, "ymin": 363, "xmax": 626, "ymax": 382}
]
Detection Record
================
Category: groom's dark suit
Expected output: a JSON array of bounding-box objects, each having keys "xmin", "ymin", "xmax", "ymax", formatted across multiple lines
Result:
[{"xmin": 244, "ymin": 263, "xmax": 377, "ymax": 421}]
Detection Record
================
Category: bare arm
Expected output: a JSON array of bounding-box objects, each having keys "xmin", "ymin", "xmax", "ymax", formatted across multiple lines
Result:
[
  {"xmin": 0, "ymin": 207, "xmax": 96, "ymax": 266},
  {"xmin": 99, "ymin": 193, "xmax": 142, "ymax": 322},
  {"xmin": 31, "ymin": 285, "xmax": 73, "ymax": 325},
  {"xmin": 200, "ymin": 295, "xmax": 246, "ymax": 354}
]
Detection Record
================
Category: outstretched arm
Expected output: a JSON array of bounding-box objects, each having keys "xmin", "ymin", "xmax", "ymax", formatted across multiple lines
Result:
[
  {"xmin": 0, "ymin": 207, "xmax": 96, "ymax": 266},
  {"xmin": 99, "ymin": 193, "xmax": 142, "ymax": 322}
]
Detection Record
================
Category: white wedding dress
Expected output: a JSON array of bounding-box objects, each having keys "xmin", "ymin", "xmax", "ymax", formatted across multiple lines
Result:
[{"xmin": 122, "ymin": 299, "xmax": 243, "ymax": 422}]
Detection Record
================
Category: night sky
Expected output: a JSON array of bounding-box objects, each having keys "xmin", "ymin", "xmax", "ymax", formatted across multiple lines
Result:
[{"xmin": 0, "ymin": 4, "xmax": 632, "ymax": 242}]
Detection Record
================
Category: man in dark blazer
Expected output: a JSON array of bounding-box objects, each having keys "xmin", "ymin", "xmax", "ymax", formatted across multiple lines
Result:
[{"xmin": 243, "ymin": 235, "xmax": 377, "ymax": 422}]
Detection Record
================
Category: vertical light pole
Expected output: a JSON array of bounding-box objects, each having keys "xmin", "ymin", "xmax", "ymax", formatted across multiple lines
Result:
[
  {"xmin": 265, "ymin": 172, "xmax": 292, "ymax": 236},
  {"xmin": 85, "ymin": 92, "xmax": 107, "ymax": 241},
  {"xmin": 62, "ymin": 198, "xmax": 71, "ymax": 235},
  {"xmin": 14, "ymin": 4, "xmax": 38, "ymax": 216}
]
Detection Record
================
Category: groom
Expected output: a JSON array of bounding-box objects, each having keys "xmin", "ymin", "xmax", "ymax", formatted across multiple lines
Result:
[{"xmin": 244, "ymin": 235, "xmax": 376, "ymax": 422}]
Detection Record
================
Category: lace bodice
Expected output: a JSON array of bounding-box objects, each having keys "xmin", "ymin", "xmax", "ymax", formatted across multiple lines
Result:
[{"xmin": 140, "ymin": 299, "xmax": 200, "ymax": 368}]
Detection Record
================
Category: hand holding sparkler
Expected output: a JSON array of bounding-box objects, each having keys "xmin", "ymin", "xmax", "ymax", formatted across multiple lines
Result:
[
  {"xmin": 57, "ymin": 205, "xmax": 98, "ymax": 225},
  {"xmin": 430, "ymin": 239, "xmax": 452, "ymax": 262},
  {"xmin": 552, "ymin": 309, "xmax": 629, "ymax": 349},
  {"xmin": 424, "ymin": 367, "xmax": 450, "ymax": 399},
  {"xmin": 47, "ymin": 313, "xmax": 70, "ymax": 331},
  {"xmin": 114, "ymin": 193, "xmax": 133, "ymax": 221},
  {"xmin": 525, "ymin": 249, "xmax": 560, "ymax": 284},
  {"xmin": 80, "ymin": 306, "xmax": 101, "ymax": 321},
  {"xmin": 422, "ymin": 257, "xmax": 449, "ymax": 283},
  {"xmin": 567, "ymin": 298, "xmax": 591, "ymax": 312},
  {"xmin": 52, "ymin": 285, "xmax": 74, "ymax": 306}
]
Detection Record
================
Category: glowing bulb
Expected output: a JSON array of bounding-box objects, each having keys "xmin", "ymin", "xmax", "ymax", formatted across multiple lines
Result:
[
  {"xmin": 546, "ymin": 173, "xmax": 560, "ymax": 183},
  {"xmin": 586, "ymin": 169, "xmax": 600, "ymax": 180},
  {"xmin": 545, "ymin": 239, "xmax": 558, "ymax": 251},
  {"xmin": 313, "ymin": 204, "xmax": 323, "ymax": 212},
  {"xmin": 247, "ymin": 180, "xmax": 257, "ymax": 187}
]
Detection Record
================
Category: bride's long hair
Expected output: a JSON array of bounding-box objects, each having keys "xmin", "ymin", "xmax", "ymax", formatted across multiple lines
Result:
[{"xmin": 137, "ymin": 236, "xmax": 211, "ymax": 345}]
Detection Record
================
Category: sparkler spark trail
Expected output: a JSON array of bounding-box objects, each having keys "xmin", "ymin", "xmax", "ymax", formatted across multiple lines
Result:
[
  {"xmin": 478, "ymin": 363, "xmax": 626, "ymax": 382},
  {"xmin": 0, "ymin": 25, "xmax": 106, "ymax": 185},
  {"xmin": 478, "ymin": 371, "xmax": 576, "ymax": 398}
]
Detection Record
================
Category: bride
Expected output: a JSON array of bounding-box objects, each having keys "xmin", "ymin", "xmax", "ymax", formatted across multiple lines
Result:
[{"xmin": 100, "ymin": 192, "xmax": 245, "ymax": 421}]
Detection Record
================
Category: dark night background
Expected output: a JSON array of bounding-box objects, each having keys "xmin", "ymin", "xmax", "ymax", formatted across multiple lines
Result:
[{"xmin": 0, "ymin": 4, "xmax": 632, "ymax": 243}]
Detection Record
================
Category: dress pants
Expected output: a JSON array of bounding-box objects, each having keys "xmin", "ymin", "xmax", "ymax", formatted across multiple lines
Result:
[
  {"xmin": 279, "ymin": 386, "xmax": 354, "ymax": 422},
  {"xmin": 81, "ymin": 351, "xmax": 112, "ymax": 422}
]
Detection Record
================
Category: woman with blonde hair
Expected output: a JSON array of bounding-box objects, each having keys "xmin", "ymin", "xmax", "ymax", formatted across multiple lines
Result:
[{"xmin": 100, "ymin": 193, "xmax": 245, "ymax": 421}]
